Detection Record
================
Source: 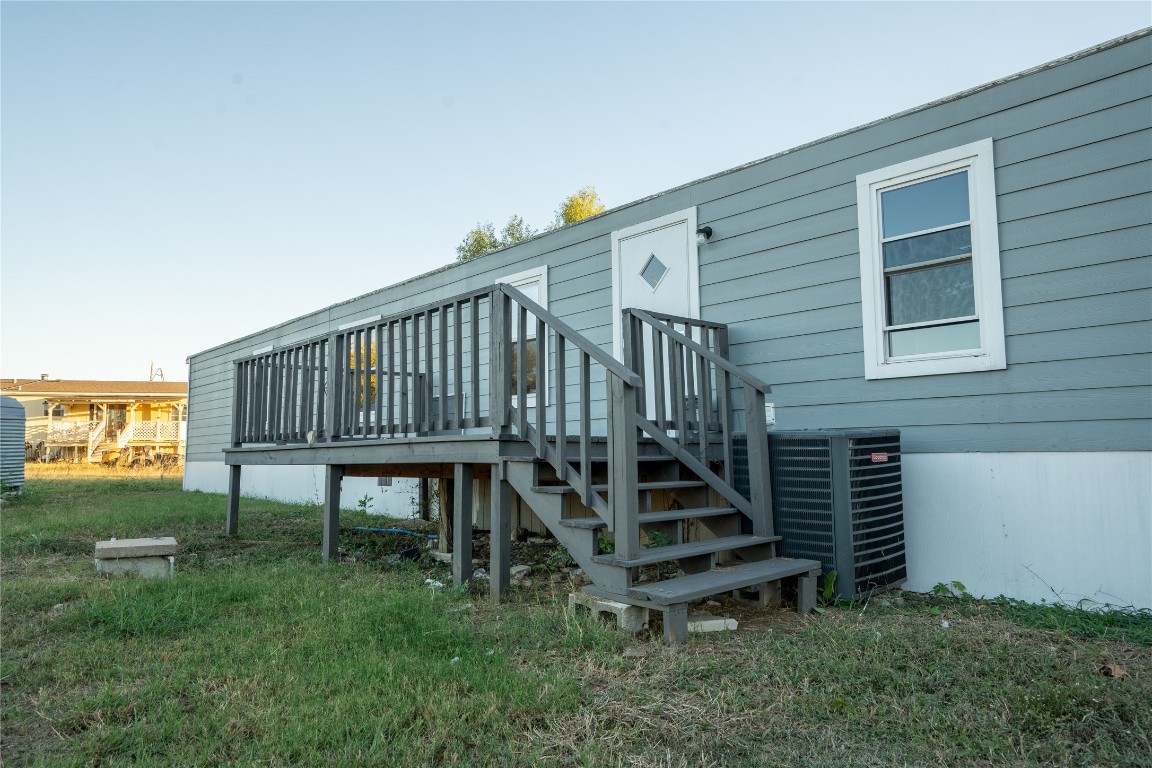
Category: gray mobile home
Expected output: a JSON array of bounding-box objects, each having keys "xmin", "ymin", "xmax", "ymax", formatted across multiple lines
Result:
[{"xmin": 186, "ymin": 30, "xmax": 1152, "ymax": 626}]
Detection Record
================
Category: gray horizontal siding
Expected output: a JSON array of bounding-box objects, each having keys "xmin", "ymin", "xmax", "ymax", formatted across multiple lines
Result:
[{"xmin": 187, "ymin": 33, "xmax": 1152, "ymax": 460}]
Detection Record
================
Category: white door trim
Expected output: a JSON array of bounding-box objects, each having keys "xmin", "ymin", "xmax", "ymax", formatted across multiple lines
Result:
[{"xmin": 610, "ymin": 206, "xmax": 701, "ymax": 359}]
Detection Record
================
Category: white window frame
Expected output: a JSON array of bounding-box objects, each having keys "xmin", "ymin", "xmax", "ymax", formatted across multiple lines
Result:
[
  {"xmin": 856, "ymin": 138, "xmax": 1006, "ymax": 380},
  {"xmin": 495, "ymin": 265, "xmax": 549, "ymax": 406}
]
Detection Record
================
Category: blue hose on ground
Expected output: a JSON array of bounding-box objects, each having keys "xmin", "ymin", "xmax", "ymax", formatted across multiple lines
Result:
[{"xmin": 350, "ymin": 526, "xmax": 438, "ymax": 540}]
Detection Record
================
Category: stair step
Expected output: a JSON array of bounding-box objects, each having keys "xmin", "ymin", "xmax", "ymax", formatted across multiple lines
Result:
[
  {"xmin": 591, "ymin": 534, "xmax": 781, "ymax": 568},
  {"xmin": 560, "ymin": 507, "xmax": 738, "ymax": 530},
  {"xmin": 628, "ymin": 558, "xmax": 822, "ymax": 605},
  {"xmin": 590, "ymin": 480, "xmax": 706, "ymax": 493},
  {"xmin": 532, "ymin": 479, "xmax": 708, "ymax": 495}
]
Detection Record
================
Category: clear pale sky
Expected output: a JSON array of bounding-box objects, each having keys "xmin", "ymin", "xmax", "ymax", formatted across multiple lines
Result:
[{"xmin": 2, "ymin": 1, "xmax": 1148, "ymax": 382}]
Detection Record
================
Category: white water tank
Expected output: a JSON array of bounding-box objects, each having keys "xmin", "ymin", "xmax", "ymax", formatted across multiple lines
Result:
[{"xmin": 1, "ymin": 396, "xmax": 26, "ymax": 492}]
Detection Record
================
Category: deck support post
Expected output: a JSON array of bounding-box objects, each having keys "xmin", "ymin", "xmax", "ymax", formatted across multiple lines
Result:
[
  {"xmin": 663, "ymin": 603, "xmax": 689, "ymax": 645},
  {"xmin": 225, "ymin": 464, "xmax": 241, "ymax": 536},
  {"xmin": 608, "ymin": 377, "xmax": 640, "ymax": 559},
  {"xmin": 489, "ymin": 463, "xmax": 511, "ymax": 601},
  {"xmin": 452, "ymin": 463, "xmax": 473, "ymax": 585},
  {"xmin": 322, "ymin": 464, "xmax": 344, "ymax": 564},
  {"xmin": 745, "ymin": 387, "xmax": 774, "ymax": 538}
]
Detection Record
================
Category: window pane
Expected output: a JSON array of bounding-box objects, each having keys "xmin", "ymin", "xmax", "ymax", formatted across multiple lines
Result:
[
  {"xmin": 510, "ymin": 338, "xmax": 538, "ymax": 397},
  {"xmin": 881, "ymin": 171, "xmax": 970, "ymax": 238},
  {"xmin": 889, "ymin": 321, "xmax": 981, "ymax": 356},
  {"xmin": 883, "ymin": 225, "xmax": 971, "ymax": 269},
  {"xmin": 640, "ymin": 254, "xmax": 669, "ymax": 289},
  {"xmin": 886, "ymin": 261, "xmax": 975, "ymax": 325}
]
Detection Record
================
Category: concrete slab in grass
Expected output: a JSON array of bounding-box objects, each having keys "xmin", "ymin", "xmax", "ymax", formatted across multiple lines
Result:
[{"xmin": 95, "ymin": 537, "xmax": 178, "ymax": 559}]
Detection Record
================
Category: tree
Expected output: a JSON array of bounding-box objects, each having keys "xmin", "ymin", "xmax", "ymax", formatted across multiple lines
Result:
[
  {"xmin": 456, "ymin": 215, "xmax": 537, "ymax": 261},
  {"xmin": 554, "ymin": 185, "xmax": 605, "ymax": 227},
  {"xmin": 456, "ymin": 221, "xmax": 501, "ymax": 262},
  {"xmin": 454, "ymin": 186, "xmax": 604, "ymax": 262}
]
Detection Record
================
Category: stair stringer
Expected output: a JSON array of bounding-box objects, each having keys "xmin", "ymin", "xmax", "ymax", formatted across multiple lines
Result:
[{"xmin": 503, "ymin": 461, "xmax": 630, "ymax": 595}]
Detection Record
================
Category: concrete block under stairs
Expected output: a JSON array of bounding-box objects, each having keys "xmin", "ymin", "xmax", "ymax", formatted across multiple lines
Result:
[{"xmin": 569, "ymin": 591, "xmax": 649, "ymax": 633}]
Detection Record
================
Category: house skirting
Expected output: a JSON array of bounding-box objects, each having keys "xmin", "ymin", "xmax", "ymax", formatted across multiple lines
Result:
[
  {"xmin": 901, "ymin": 452, "xmax": 1151, "ymax": 611},
  {"xmin": 184, "ymin": 461, "xmax": 421, "ymax": 518},
  {"xmin": 186, "ymin": 450, "xmax": 1152, "ymax": 611}
]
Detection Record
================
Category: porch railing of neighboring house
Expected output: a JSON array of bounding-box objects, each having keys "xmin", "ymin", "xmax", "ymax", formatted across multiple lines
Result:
[
  {"xmin": 47, "ymin": 419, "xmax": 100, "ymax": 444},
  {"xmin": 126, "ymin": 421, "xmax": 184, "ymax": 443},
  {"xmin": 230, "ymin": 284, "xmax": 770, "ymax": 561}
]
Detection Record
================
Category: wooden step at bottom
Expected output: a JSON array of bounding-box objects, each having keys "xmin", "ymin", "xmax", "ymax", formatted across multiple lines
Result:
[
  {"xmin": 628, "ymin": 558, "xmax": 822, "ymax": 605},
  {"xmin": 560, "ymin": 507, "xmax": 738, "ymax": 530},
  {"xmin": 591, "ymin": 534, "xmax": 781, "ymax": 568}
]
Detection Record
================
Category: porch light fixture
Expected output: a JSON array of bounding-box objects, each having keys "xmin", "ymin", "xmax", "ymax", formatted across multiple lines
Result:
[{"xmin": 696, "ymin": 226, "xmax": 713, "ymax": 245}]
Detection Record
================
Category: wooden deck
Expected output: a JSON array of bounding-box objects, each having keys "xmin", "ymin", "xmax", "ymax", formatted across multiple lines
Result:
[{"xmin": 224, "ymin": 285, "xmax": 819, "ymax": 642}]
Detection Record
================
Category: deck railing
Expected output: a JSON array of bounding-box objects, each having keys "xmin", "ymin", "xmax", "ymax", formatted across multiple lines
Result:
[
  {"xmin": 624, "ymin": 308, "xmax": 774, "ymax": 537},
  {"xmin": 230, "ymin": 287, "xmax": 769, "ymax": 553},
  {"xmin": 232, "ymin": 287, "xmax": 495, "ymax": 446}
]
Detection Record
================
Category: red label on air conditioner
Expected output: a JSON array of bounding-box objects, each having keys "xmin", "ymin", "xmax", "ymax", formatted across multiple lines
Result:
[{"xmin": 871, "ymin": 452, "xmax": 889, "ymax": 463}]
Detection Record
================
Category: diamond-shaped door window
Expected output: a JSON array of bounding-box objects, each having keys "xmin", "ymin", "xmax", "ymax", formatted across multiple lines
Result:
[{"xmin": 640, "ymin": 254, "xmax": 669, "ymax": 289}]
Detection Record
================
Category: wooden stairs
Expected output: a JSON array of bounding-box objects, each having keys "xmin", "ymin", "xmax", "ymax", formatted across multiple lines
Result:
[{"xmin": 503, "ymin": 439, "xmax": 821, "ymax": 644}]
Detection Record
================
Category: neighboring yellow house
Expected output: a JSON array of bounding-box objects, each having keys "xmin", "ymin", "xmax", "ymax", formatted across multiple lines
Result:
[{"xmin": 1, "ymin": 377, "xmax": 188, "ymax": 464}]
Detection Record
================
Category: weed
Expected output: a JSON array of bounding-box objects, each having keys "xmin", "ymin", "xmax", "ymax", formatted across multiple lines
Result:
[
  {"xmin": 643, "ymin": 530, "xmax": 673, "ymax": 549},
  {"xmin": 809, "ymin": 569, "xmax": 841, "ymax": 615},
  {"xmin": 545, "ymin": 544, "xmax": 576, "ymax": 569}
]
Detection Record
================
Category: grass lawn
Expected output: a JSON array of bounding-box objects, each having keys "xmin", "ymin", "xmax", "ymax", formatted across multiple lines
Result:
[{"xmin": 3, "ymin": 467, "xmax": 1149, "ymax": 767}]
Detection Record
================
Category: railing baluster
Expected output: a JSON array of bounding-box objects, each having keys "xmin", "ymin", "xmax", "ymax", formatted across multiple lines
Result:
[
  {"xmin": 535, "ymin": 316, "xmax": 546, "ymax": 459},
  {"xmin": 683, "ymin": 342, "xmax": 697, "ymax": 444},
  {"xmin": 439, "ymin": 305, "xmax": 448, "ymax": 431},
  {"xmin": 348, "ymin": 332, "xmax": 358, "ymax": 439},
  {"xmin": 579, "ymin": 353, "xmax": 592, "ymax": 510},
  {"xmin": 327, "ymin": 335, "xmax": 341, "ymax": 440},
  {"xmin": 301, "ymin": 344, "xmax": 312, "ymax": 439},
  {"xmin": 399, "ymin": 316, "xmax": 410, "ymax": 433},
  {"xmin": 423, "ymin": 310, "xmax": 433, "ymax": 434},
  {"xmin": 489, "ymin": 291, "xmax": 510, "ymax": 435},
  {"xmin": 517, "ymin": 303, "xmax": 528, "ymax": 437},
  {"xmin": 696, "ymin": 349, "xmax": 709, "ymax": 458},
  {"xmin": 282, "ymin": 350, "xmax": 292, "ymax": 442},
  {"xmin": 670, "ymin": 340, "xmax": 685, "ymax": 442},
  {"xmin": 471, "ymin": 298, "xmax": 481, "ymax": 427},
  {"xmin": 386, "ymin": 320, "xmax": 396, "ymax": 437},
  {"xmin": 651, "ymin": 324, "xmax": 666, "ymax": 429},
  {"xmin": 454, "ymin": 299, "xmax": 464, "ymax": 430},
  {"xmin": 231, "ymin": 362, "xmax": 244, "ymax": 447},
  {"xmin": 360, "ymin": 329, "xmax": 370, "ymax": 439},
  {"xmin": 254, "ymin": 356, "xmax": 265, "ymax": 442},
  {"xmin": 555, "ymin": 333, "xmax": 567, "ymax": 470},
  {"xmin": 719, "ymin": 367, "xmax": 733, "ymax": 485},
  {"xmin": 374, "ymin": 324, "xmax": 383, "ymax": 438}
]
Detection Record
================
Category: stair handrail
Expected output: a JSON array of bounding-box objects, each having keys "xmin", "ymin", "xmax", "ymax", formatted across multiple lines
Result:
[
  {"xmin": 87, "ymin": 419, "xmax": 106, "ymax": 461},
  {"xmin": 118, "ymin": 417, "xmax": 136, "ymax": 448},
  {"xmin": 624, "ymin": 308, "xmax": 775, "ymax": 538},
  {"xmin": 496, "ymin": 285, "xmax": 643, "ymax": 388},
  {"xmin": 625, "ymin": 308, "xmax": 771, "ymax": 395},
  {"xmin": 495, "ymin": 284, "xmax": 645, "ymax": 557}
]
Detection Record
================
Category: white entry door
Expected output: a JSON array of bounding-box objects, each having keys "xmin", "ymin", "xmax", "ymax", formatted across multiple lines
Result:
[
  {"xmin": 611, "ymin": 208, "xmax": 702, "ymax": 422},
  {"xmin": 611, "ymin": 207, "xmax": 701, "ymax": 360}
]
